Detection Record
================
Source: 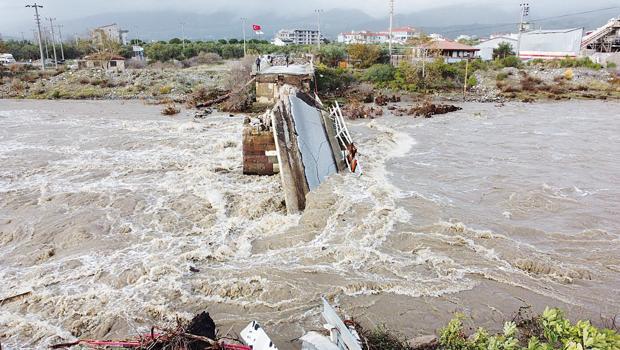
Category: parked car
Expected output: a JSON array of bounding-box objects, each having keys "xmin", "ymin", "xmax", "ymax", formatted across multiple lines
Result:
[{"xmin": 0, "ymin": 53, "xmax": 17, "ymax": 65}]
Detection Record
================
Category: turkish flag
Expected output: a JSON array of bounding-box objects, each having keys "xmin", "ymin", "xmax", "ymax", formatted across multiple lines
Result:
[{"xmin": 252, "ymin": 24, "xmax": 262, "ymax": 31}]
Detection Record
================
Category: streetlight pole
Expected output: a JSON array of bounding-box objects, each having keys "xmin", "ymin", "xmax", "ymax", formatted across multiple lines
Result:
[
  {"xmin": 47, "ymin": 17, "xmax": 58, "ymax": 68},
  {"xmin": 315, "ymin": 9, "xmax": 323, "ymax": 50},
  {"xmin": 516, "ymin": 3, "xmax": 529, "ymax": 59},
  {"xmin": 241, "ymin": 17, "xmax": 247, "ymax": 57},
  {"xmin": 25, "ymin": 3, "xmax": 45, "ymax": 70},
  {"xmin": 389, "ymin": 0, "xmax": 394, "ymax": 58}
]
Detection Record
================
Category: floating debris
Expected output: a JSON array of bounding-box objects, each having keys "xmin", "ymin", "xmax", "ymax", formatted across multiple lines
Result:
[
  {"xmin": 161, "ymin": 104, "xmax": 181, "ymax": 116},
  {"xmin": 50, "ymin": 312, "xmax": 250, "ymax": 350}
]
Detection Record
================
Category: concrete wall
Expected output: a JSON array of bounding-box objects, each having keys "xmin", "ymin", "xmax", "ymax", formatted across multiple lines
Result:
[
  {"xmin": 242, "ymin": 127, "xmax": 279, "ymax": 175},
  {"xmin": 256, "ymin": 82, "xmax": 277, "ymax": 104}
]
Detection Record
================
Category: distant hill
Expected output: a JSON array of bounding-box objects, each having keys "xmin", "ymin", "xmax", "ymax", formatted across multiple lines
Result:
[{"xmin": 14, "ymin": 6, "xmax": 620, "ymax": 42}]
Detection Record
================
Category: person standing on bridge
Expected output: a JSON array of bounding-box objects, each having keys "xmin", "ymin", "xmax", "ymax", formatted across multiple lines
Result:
[
  {"xmin": 255, "ymin": 56, "xmax": 261, "ymax": 72},
  {"xmin": 285, "ymin": 54, "xmax": 290, "ymax": 67}
]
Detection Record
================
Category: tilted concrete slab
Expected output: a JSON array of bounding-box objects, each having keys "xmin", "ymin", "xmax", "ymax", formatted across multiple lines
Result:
[
  {"xmin": 289, "ymin": 94, "xmax": 338, "ymax": 191},
  {"xmin": 270, "ymin": 85, "xmax": 344, "ymax": 213},
  {"xmin": 257, "ymin": 64, "xmax": 314, "ymax": 76}
]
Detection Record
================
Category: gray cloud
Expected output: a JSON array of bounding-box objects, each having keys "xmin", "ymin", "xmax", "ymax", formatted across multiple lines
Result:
[{"xmin": 2, "ymin": 0, "xmax": 619, "ymax": 37}]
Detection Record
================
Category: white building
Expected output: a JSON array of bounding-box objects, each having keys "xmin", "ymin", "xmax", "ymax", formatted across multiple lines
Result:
[
  {"xmin": 475, "ymin": 36, "xmax": 518, "ymax": 60},
  {"xmin": 274, "ymin": 29, "xmax": 324, "ymax": 46},
  {"xmin": 337, "ymin": 26, "xmax": 420, "ymax": 45},
  {"xmin": 91, "ymin": 23, "xmax": 129, "ymax": 45},
  {"xmin": 337, "ymin": 31, "xmax": 388, "ymax": 44}
]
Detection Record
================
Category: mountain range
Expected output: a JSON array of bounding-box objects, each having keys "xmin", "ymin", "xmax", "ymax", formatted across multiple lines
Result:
[{"xmin": 6, "ymin": 5, "xmax": 620, "ymax": 42}]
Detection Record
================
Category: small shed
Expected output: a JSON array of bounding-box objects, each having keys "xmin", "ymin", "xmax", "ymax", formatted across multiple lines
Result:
[
  {"xmin": 78, "ymin": 54, "xmax": 126, "ymax": 71},
  {"xmin": 413, "ymin": 40, "xmax": 479, "ymax": 63}
]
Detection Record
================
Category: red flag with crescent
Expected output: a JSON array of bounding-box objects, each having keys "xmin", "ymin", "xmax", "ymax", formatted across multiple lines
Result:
[{"xmin": 252, "ymin": 24, "xmax": 262, "ymax": 31}]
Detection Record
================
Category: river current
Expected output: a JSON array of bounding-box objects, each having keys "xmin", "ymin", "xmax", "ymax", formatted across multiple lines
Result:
[{"xmin": 0, "ymin": 99, "xmax": 618, "ymax": 349}]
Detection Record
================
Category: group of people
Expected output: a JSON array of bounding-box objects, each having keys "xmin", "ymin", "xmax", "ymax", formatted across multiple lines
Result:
[{"xmin": 255, "ymin": 54, "xmax": 290, "ymax": 72}]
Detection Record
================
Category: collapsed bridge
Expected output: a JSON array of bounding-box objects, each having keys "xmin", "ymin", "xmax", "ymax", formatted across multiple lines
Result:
[{"xmin": 243, "ymin": 63, "xmax": 359, "ymax": 213}]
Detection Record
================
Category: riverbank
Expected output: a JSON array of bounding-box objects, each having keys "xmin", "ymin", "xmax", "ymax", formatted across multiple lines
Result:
[
  {"xmin": 2, "ymin": 59, "xmax": 619, "ymax": 108},
  {"xmin": 0, "ymin": 99, "xmax": 618, "ymax": 349}
]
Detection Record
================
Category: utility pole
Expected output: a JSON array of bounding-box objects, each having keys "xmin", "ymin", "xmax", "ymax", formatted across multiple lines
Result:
[
  {"xmin": 389, "ymin": 0, "xmax": 394, "ymax": 58},
  {"xmin": 46, "ymin": 17, "xmax": 58, "ymax": 68},
  {"xmin": 56, "ymin": 24, "xmax": 65, "ymax": 61},
  {"xmin": 25, "ymin": 3, "xmax": 45, "ymax": 70},
  {"xmin": 43, "ymin": 28, "xmax": 49, "ymax": 62},
  {"xmin": 315, "ymin": 9, "xmax": 323, "ymax": 50},
  {"xmin": 516, "ymin": 3, "xmax": 530, "ymax": 59},
  {"xmin": 241, "ymin": 17, "xmax": 247, "ymax": 57},
  {"xmin": 74, "ymin": 33, "xmax": 79, "ymax": 46}
]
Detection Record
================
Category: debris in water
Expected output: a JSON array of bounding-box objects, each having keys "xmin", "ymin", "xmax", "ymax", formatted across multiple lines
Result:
[
  {"xmin": 300, "ymin": 298, "xmax": 362, "ymax": 350},
  {"xmin": 193, "ymin": 108, "xmax": 213, "ymax": 119},
  {"xmin": 161, "ymin": 104, "xmax": 181, "ymax": 116},
  {"xmin": 0, "ymin": 290, "xmax": 32, "ymax": 304},
  {"xmin": 374, "ymin": 93, "xmax": 401, "ymax": 106},
  {"xmin": 341, "ymin": 101, "xmax": 383, "ymax": 119},
  {"xmin": 409, "ymin": 101, "xmax": 462, "ymax": 118},
  {"xmin": 240, "ymin": 321, "xmax": 278, "ymax": 350},
  {"xmin": 50, "ymin": 311, "xmax": 250, "ymax": 350}
]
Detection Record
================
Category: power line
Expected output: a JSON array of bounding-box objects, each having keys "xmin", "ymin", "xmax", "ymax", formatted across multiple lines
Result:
[{"xmin": 438, "ymin": 6, "xmax": 620, "ymax": 35}]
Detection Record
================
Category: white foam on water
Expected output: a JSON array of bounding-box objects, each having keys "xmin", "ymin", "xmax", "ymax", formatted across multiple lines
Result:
[{"xmin": 1, "ymin": 101, "xmax": 619, "ymax": 348}]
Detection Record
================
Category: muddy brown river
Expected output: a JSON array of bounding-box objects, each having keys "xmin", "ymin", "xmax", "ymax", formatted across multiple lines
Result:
[{"xmin": 0, "ymin": 99, "xmax": 618, "ymax": 349}]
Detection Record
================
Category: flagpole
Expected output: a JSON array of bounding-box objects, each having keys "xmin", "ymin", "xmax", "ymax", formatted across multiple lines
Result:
[{"xmin": 241, "ymin": 17, "xmax": 247, "ymax": 57}]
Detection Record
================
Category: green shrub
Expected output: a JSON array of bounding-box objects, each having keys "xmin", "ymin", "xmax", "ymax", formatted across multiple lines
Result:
[
  {"xmin": 440, "ymin": 314, "xmax": 470, "ymax": 350},
  {"xmin": 348, "ymin": 44, "xmax": 383, "ymax": 68},
  {"xmin": 438, "ymin": 308, "xmax": 620, "ymax": 350},
  {"xmin": 467, "ymin": 75, "xmax": 478, "ymax": 87},
  {"xmin": 607, "ymin": 62, "xmax": 617, "ymax": 69},
  {"xmin": 391, "ymin": 61, "xmax": 422, "ymax": 91},
  {"xmin": 556, "ymin": 57, "xmax": 602, "ymax": 70},
  {"xmin": 499, "ymin": 55, "xmax": 522, "ymax": 68},
  {"xmin": 158, "ymin": 85, "xmax": 173, "ymax": 95},
  {"xmin": 364, "ymin": 64, "xmax": 396, "ymax": 85},
  {"xmin": 497, "ymin": 72, "xmax": 509, "ymax": 81},
  {"xmin": 318, "ymin": 45, "xmax": 347, "ymax": 67},
  {"xmin": 529, "ymin": 58, "xmax": 545, "ymax": 66},
  {"xmin": 315, "ymin": 63, "xmax": 355, "ymax": 95}
]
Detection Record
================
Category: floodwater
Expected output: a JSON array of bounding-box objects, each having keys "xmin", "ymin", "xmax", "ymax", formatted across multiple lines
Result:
[{"xmin": 0, "ymin": 99, "xmax": 618, "ymax": 349}]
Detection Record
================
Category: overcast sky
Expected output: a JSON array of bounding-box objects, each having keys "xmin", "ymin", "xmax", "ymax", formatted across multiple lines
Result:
[{"xmin": 2, "ymin": 0, "xmax": 618, "ymax": 35}]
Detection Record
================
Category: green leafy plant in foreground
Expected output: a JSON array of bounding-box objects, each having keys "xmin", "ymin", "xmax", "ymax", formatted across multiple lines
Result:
[{"xmin": 439, "ymin": 308, "xmax": 620, "ymax": 350}]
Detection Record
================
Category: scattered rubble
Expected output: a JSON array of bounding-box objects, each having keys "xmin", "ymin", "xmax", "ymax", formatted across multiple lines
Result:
[
  {"xmin": 374, "ymin": 93, "xmax": 401, "ymax": 106},
  {"xmin": 50, "ymin": 312, "xmax": 248, "ymax": 350},
  {"xmin": 341, "ymin": 101, "xmax": 384, "ymax": 119}
]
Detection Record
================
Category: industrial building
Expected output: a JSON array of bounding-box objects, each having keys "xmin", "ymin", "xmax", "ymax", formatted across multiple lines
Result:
[
  {"xmin": 582, "ymin": 17, "xmax": 620, "ymax": 53},
  {"xmin": 517, "ymin": 28, "xmax": 583, "ymax": 60}
]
